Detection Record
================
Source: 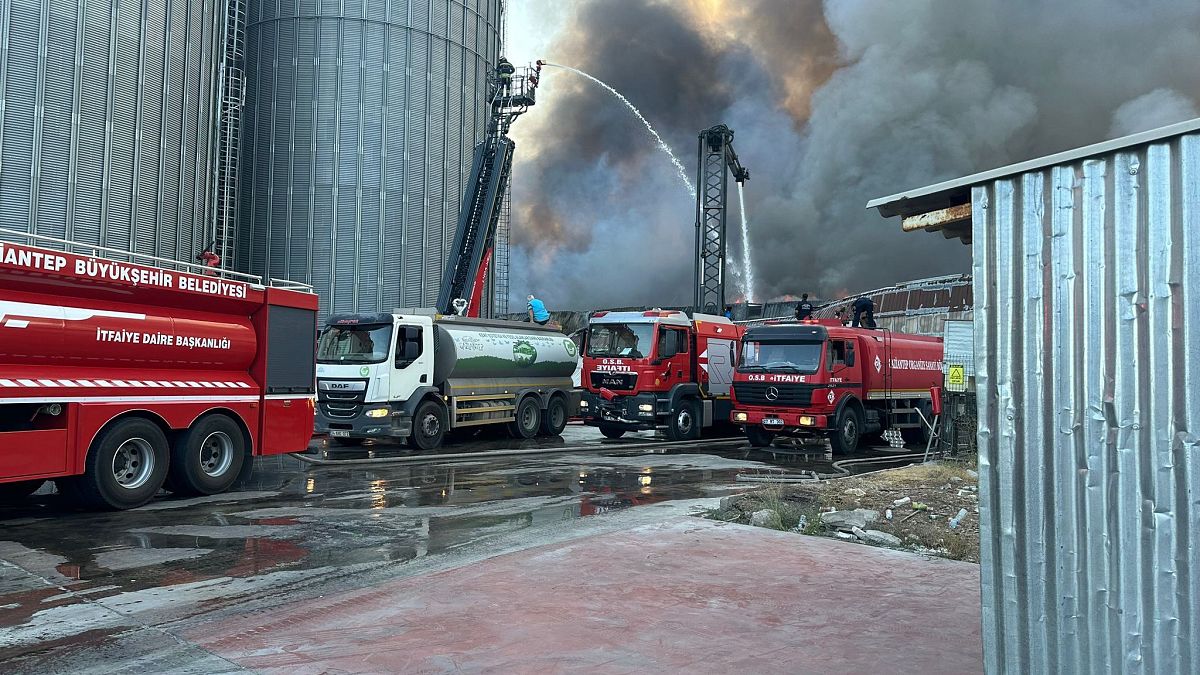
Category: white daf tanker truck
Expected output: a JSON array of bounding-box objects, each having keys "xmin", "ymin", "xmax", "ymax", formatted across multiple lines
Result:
[{"xmin": 314, "ymin": 310, "xmax": 580, "ymax": 451}]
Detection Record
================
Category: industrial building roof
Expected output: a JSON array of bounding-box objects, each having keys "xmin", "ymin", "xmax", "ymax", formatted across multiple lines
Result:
[{"xmin": 866, "ymin": 116, "xmax": 1200, "ymax": 220}]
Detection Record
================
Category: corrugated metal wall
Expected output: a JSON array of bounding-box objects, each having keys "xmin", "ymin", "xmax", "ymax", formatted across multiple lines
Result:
[
  {"xmin": 0, "ymin": 0, "xmax": 222, "ymax": 258},
  {"xmin": 973, "ymin": 132, "xmax": 1199, "ymax": 673},
  {"xmin": 240, "ymin": 0, "xmax": 500, "ymax": 316}
]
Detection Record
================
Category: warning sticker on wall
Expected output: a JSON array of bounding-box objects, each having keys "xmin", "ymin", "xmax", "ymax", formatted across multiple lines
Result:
[{"xmin": 947, "ymin": 364, "xmax": 966, "ymax": 391}]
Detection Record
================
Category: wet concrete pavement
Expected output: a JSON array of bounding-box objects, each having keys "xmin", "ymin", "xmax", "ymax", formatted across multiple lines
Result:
[{"xmin": 0, "ymin": 427, "xmax": 971, "ymax": 673}]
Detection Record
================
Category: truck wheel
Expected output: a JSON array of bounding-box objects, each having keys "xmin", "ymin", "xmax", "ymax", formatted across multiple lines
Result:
[
  {"xmin": 0, "ymin": 480, "xmax": 45, "ymax": 503},
  {"xmin": 67, "ymin": 418, "xmax": 169, "ymax": 510},
  {"xmin": 830, "ymin": 407, "xmax": 862, "ymax": 456},
  {"xmin": 598, "ymin": 424, "xmax": 625, "ymax": 439},
  {"xmin": 666, "ymin": 399, "xmax": 699, "ymax": 441},
  {"xmin": 409, "ymin": 400, "xmax": 448, "ymax": 451},
  {"xmin": 507, "ymin": 396, "xmax": 542, "ymax": 439},
  {"xmin": 540, "ymin": 397, "xmax": 569, "ymax": 437},
  {"xmin": 745, "ymin": 426, "xmax": 776, "ymax": 448},
  {"xmin": 169, "ymin": 415, "xmax": 246, "ymax": 496}
]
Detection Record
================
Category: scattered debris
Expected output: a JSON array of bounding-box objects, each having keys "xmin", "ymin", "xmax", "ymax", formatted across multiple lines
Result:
[
  {"xmin": 862, "ymin": 530, "xmax": 903, "ymax": 546},
  {"xmin": 967, "ymin": 469, "xmax": 979, "ymax": 479},
  {"xmin": 703, "ymin": 461, "xmax": 981, "ymax": 562},
  {"xmin": 750, "ymin": 509, "xmax": 783, "ymax": 529},
  {"xmin": 819, "ymin": 509, "xmax": 879, "ymax": 531}
]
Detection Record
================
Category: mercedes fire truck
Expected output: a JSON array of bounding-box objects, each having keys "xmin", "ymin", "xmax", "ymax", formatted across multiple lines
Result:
[
  {"xmin": 730, "ymin": 320, "xmax": 943, "ymax": 453},
  {"xmin": 580, "ymin": 310, "xmax": 742, "ymax": 440},
  {"xmin": 0, "ymin": 231, "xmax": 317, "ymax": 509}
]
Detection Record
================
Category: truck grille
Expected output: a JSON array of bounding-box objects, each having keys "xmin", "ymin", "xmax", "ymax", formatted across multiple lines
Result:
[
  {"xmin": 733, "ymin": 383, "xmax": 816, "ymax": 407},
  {"xmin": 318, "ymin": 380, "xmax": 368, "ymax": 419},
  {"xmin": 590, "ymin": 371, "xmax": 638, "ymax": 390}
]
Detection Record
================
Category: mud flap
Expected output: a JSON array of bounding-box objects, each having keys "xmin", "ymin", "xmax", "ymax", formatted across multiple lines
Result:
[{"xmin": 701, "ymin": 399, "xmax": 714, "ymax": 427}]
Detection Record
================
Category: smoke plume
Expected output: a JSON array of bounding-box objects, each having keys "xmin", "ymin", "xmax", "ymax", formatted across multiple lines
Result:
[{"xmin": 509, "ymin": 0, "xmax": 1200, "ymax": 310}]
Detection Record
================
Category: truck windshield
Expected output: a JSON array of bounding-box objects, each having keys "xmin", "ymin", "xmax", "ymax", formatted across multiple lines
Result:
[
  {"xmin": 317, "ymin": 324, "xmax": 393, "ymax": 364},
  {"xmin": 740, "ymin": 341, "xmax": 822, "ymax": 374},
  {"xmin": 587, "ymin": 323, "xmax": 655, "ymax": 359}
]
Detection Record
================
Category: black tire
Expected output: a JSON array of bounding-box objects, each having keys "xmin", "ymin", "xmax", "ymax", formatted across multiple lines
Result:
[
  {"xmin": 168, "ymin": 415, "xmax": 246, "ymax": 496},
  {"xmin": 409, "ymin": 400, "xmax": 448, "ymax": 451},
  {"xmin": 0, "ymin": 480, "xmax": 45, "ymax": 503},
  {"xmin": 66, "ymin": 417, "xmax": 169, "ymax": 510},
  {"xmin": 745, "ymin": 426, "xmax": 776, "ymax": 448},
  {"xmin": 598, "ymin": 424, "xmax": 626, "ymax": 439},
  {"xmin": 830, "ymin": 406, "xmax": 862, "ymax": 456},
  {"xmin": 540, "ymin": 396, "xmax": 569, "ymax": 437},
  {"xmin": 507, "ymin": 396, "xmax": 542, "ymax": 439},
  {"xmin": 666, "ymin": 399, "xmax": 700, "ymax": 441}
]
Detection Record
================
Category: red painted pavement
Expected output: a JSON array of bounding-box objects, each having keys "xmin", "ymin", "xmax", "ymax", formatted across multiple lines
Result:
[{"xmin": 189, "ymin": 519, "xmax": 982, "ymax": 674}]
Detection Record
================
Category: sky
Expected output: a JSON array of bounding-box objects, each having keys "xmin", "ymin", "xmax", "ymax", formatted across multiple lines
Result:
[{"xmin": 502, "ymin": 0, "xmax": 1200, "ymax": 311}]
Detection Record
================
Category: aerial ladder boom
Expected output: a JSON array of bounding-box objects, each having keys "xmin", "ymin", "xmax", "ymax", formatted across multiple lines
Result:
[
  {"xmin": 437, "ymin": 60, "xmax": 542, "ymax": 317},
  {"xmin": 694, "ymin": 124, "xmax": 749, "ymax": 314}
]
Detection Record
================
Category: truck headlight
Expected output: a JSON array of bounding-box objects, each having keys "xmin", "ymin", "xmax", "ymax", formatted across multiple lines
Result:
[
  {"xmin": 638, "ymin": 404, "xmax": 654, "ymax": 412},
  {"xmin": 733, "ymin": 412, "xmax": 748, "ymax": 422},
  {"xmin": 799, "ymin": 416, "xmax": 815, "ymax": 426},
  {"xmin": 364, "ymin": 407, "xmax": 390, "ymax": 418}
]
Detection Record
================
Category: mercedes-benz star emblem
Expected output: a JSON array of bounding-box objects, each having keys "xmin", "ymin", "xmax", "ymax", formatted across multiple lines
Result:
[{"xmin": 765, "ymin": 386, "xmax": 780, "ymax": 401}]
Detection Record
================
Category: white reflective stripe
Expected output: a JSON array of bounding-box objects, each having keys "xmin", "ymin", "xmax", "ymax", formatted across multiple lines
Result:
[
  {"xmin": 76, "ymin": 380, "xmax": 95, "ymax": 387},
  {"xmin": 236, "ymin": 382, "xmax": 251, "ymax": 389},
  {"xmin": 18, "ymin": 379, "xmax": 38, "ymax": 387},
  {"xmin": 0, "ymin": 378, "xmax": 252, "ymax": 389},
  {"xmin": 36, "ymin": 379, "xmax": 56, "ymax": 386},
  {"xmin": 5, "ymin": 319, "xmax": 29, "ymax": 328},
  {"xmin": 0, "ymin": 395, "xmax": 262, "ymax": 405},
  {"xmin": 110, "ymin": 380, "xmax": 129, "ymax": 387},
  {"xmin": 156, "ymin": 381, "xmax": 174, "ymax": 387},
  {"xmin": 263, "ymin": 394, "xmax": 315, "ymax": 400},
  {"xmin": 0, "ymin": 379, "xmax": 17, "ymax": 387},
  {"xmin": 171, "ymin": 381, "xmax": 187, "ymax": 387},
  {"xmin": 57, "ymin": 379, "xmax": 79, "ymax": 387},
  {"xmin": 94, "ymin": 380, "xmax": 113, "ymax": 387}
]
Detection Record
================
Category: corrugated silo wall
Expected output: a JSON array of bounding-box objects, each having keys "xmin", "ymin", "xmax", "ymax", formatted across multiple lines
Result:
[
  {"xmin": 973, "ymin": 132, "xmax": 1199, "ymax": 673},
  {"xmin": 240, "ymin": 0, "xmax": 501, "ymax": 316},
  {"xmin": 0, "ymin": 0, "xmax": 222, "ymax": 257}
]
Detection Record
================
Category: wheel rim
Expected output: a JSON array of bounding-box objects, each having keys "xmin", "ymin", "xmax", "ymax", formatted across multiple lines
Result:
[
  {"xmin": 522, "ymin": 404, "xmax": 537, "ymax": 430},
  {"xmin": 842, "ymin": 417, "xmax": 858, "ymax": 446},
  {"xmin": 677, "ymin": 409, "xmax": 693, "ymax": 434},
  {"xmin": 111, "ymin": 438, "xmax": 155, "ymax": 489},
  {"xmin": 551, "ymin": 403, "xmax": 565, "ymax": 428},
  {"xmin": 421, "ymin": 412, "xmax": 440, "ymax": 437},
  {"xmin": 199, "ymin": 431, "xmax": 235, "ymax": 478}
]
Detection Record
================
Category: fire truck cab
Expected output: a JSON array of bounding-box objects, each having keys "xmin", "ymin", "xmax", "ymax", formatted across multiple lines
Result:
[
  {"xmin": 580, "ymin": 310, "xmax": 742, "ymax": 440},
  {"xmin": 731, "ymin": 320, "xmax": 943, "ymax": 454}
]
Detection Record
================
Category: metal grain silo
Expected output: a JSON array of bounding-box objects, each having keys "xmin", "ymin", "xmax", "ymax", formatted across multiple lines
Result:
[
  {"xmin": 240, "ymin": 0, "xmax": 501, "ymax": 316},
  {"xmin": 0, "ymin": 0, "xmax": 223, "ymax": 259}
]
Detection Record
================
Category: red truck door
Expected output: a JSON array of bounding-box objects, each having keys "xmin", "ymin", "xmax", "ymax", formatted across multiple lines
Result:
[
  {"xmin": 826, "ymin": 338, "xmax": 862, "ymax": 406},
  {"xmin": 655, "ymin": 326, "xmax": 691, "ymax": 390}
]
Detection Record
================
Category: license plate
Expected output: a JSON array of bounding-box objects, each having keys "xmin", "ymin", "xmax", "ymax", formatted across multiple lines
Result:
[
  {"xmin": 330, "ymin": 430, "xmax": 350, "ymax": 438},
  {"xmin": 762, "ymin": 418, "xmax": 785, "ymax": 428}
]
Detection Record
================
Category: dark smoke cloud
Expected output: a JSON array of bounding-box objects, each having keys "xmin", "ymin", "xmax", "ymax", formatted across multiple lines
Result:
[{"xmin": 509, "ymin": 0, "xmax": 1200, "ymax": 311}]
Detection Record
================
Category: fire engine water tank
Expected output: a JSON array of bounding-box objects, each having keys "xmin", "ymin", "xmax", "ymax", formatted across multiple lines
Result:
[
  {"xmin": 432, "ymin": 323, "xmax": 579, "ymax": 384},
  {"xmin": 0, "ymin": 0, "xmax": 223, "ymax": 259},
  {"xmin": 239, "ymin": 0, "xmax": 503, "ymax": 316}
]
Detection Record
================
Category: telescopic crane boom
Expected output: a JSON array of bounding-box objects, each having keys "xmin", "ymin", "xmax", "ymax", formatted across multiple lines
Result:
[
  {"xmin": 437, "ymin": 60, "xmax": 543, "ymax": 317},
  {"xmin": 694, "ymin": 124, "xmax": 749, "ymax": 314}
]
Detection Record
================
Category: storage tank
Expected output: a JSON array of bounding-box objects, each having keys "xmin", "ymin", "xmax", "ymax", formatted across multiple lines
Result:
[
  {"xmin": 0, "ymin": 0, "xmax": 223, "ymax": 260},
  {"xmin": 433, "ymin": 321, "xmax": 579, "ymax": 383},
  {"xmin": 240, "ymin": 0, "xmax": 503, "ymax": 316}
]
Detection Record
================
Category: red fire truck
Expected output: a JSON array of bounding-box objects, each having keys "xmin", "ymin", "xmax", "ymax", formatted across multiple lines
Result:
[
  {"xmin": 580, "ymin": 310, "xmax": 743, "ymax": 440},
  {"xmin": 0, "ymin": 231, "xmax": 318, "ymax": 509},
  {"xmin": 730, "ymin": 320, "xmax": 943, "ymax": 453}
]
